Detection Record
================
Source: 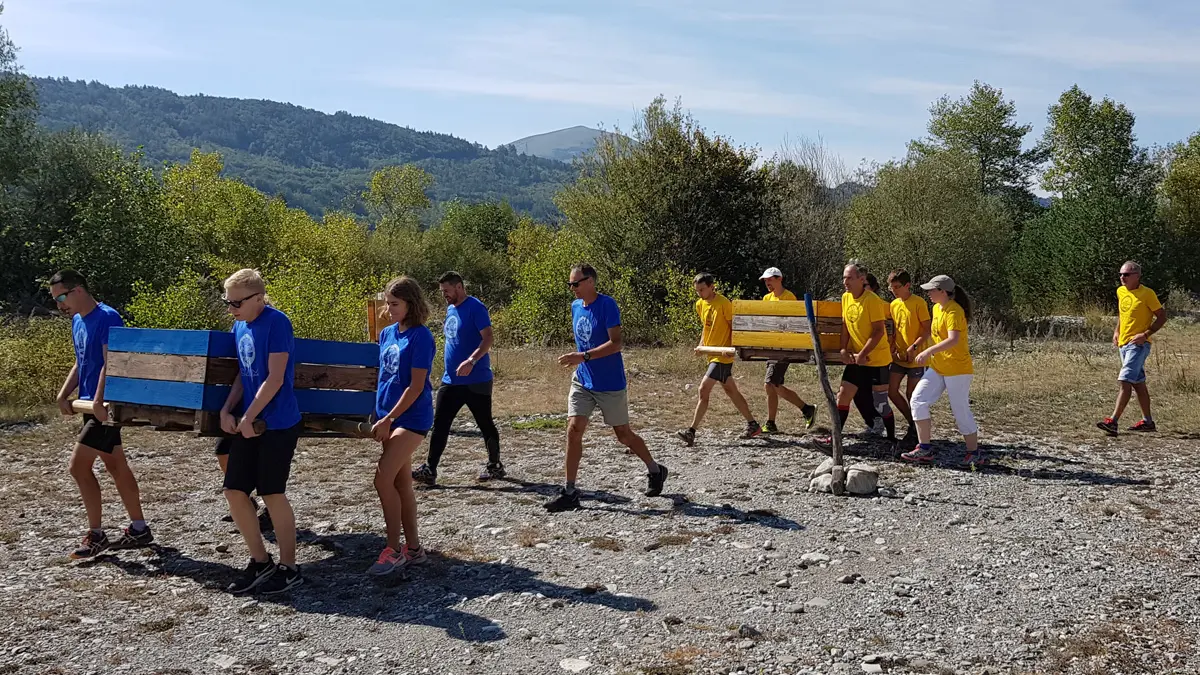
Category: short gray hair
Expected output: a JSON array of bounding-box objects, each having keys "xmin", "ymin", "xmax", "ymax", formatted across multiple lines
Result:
[{"xmin": 1121, "ymin": 260, "xmax": 1142, "ymax": 274}]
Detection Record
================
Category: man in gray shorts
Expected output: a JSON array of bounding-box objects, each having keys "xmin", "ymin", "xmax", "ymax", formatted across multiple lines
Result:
[{"xmin": 545, "ymin": 264, "xmax": 669, "ymax": 512}]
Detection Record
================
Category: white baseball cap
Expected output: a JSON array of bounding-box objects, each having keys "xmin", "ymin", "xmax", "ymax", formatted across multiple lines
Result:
[{"xmin": 760, "ymin": 267, "xmax": 783, "ymax": 280}]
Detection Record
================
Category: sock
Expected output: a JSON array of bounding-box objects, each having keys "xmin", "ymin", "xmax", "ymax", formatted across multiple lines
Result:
[
  {"xmin": 90, "ymin": 527, "xmax": 105, "ymax": 537},
  {"xmin": 882, "ymin": 414, "xmax": 896, "ymax": 441},
  {"xmin": 1110, "ymin": 416, "xmax": 1119, "ymax": 423},
  {"xmin": 131, "ymin": 520, "xmax": 147, "ymax": 532},
  {"xmin": 1144, "ymin": 415, "xmax": 1153, "ymax": 423},
  {"xmin": 768, "ymin": 418, "xmax": 776, "ymax": 424},
  {"xmin": 918, "ymin": 443, "xmax": 932, "ymax": 451},
  {"xmin": 564, "ymin": 481, "xmax": 577, "ymax": 494},
  {"xmin": 837, "ymin": 405, "xmax": 850, "ymax": 430}
]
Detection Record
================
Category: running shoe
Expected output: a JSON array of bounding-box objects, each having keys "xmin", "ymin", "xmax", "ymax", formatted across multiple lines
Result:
[
  {"xmin": 901, "ymin": 445, "xmax": 936, "ymax": 463},
  {"xmin": 645, "ymin": 464, "xmax": 669, "ymax": 497},
  {"xmin": 227, "ymin": 555, "xmax": 276, "ymax": 594},
  {"xmin": 676, "ymin": 428, "xmax": 696, "ymax": 447},
  {"xmin": 801, "ymin": 405, "xmax": 817, "ymax": 430},
  {"xmin": 543, "ymin": 488, "xmax": 582, "ymax": 513},
  {"xmin": 478, "ymin": 462, "xmax": 506, "ymax": 481},
  {"xmin": 258, "ymin": 564, "xmax": 303, "ymax": 596},
  {"xmin": 763, "ymin": 420, "xmax": 780, "ymax": 434},
  {"xmin": 738, "ymin": 421, "xmax": 763, "ymax": 440},
  {"xmin": 367, "ymin": 544, "xmax": 427, "ymax": 575},
  {"xmin": 1128, "ymin": 419, "xmax": 1156, "ymax": 432},
  {"xmin": 411, "ymin": 463, "xmax": 437, "ymax": 486},
  {"xmin": 963, "ymin": 450, "xmax": 988, "ymax": 466},
  {"xmin": 70, "ymin": 530, "xmax": 110, "ymax": 560},
  {"xmin": 1096, "ymin": 417, "xmax": 1119, "ymax": 436},
  {"xmin": 110, "ymin": 525, "xmax": 154, "ymax": 550}
]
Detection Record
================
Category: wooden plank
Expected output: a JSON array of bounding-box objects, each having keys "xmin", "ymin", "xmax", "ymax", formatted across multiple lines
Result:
[
  {"xmin": 295, "ymin": 389, "xmax": 376, "ymax": 416},
  {"xmin": 107, "ymin": 352, "xmax": 209, "ymax": 383},
  {"xmin": 109, "ymin": 328, "xmax": 234, "ymax": 357},
  {"xmin": 105, "ymin": 377, "xmax": 231, "ymax": 411},
  {"xmin": 294, "ymin": 338, "xmax": 379, "ymax": 367},
  {"xmin": 200, "ymin": 358, "xmax": 377, "ymax": 391},
  {"xmin": 734, "ymin": 299, "xmax": 842, "ymax": 318},
  {"xmin": 732, "ymin": 330, "xmax": 843, "ymax": 351},
  {"xmin": 732, "ymin": 314, "xmax": 845, "ymax": 334}
]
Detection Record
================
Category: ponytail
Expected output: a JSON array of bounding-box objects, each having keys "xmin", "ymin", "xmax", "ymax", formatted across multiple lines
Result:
[{"xmin": 953, "ymin": 287, "xmax": 972, "ymax": 320}]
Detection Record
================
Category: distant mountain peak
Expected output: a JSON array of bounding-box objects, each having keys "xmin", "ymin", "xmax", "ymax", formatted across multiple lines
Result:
[{"xmin": 507, "ymin": 126, "xmax": 620, "ymax": 162}]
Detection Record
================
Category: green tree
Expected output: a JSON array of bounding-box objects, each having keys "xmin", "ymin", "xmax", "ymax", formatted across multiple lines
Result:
[
  {"xmin": 1160, "ymin": 131, "xmax": 1200, "ymax": 292},
  {"xmin": 0, "ymin": 2, "xmax": 35, "ymax": 182},
  {"xmin": 363, "ymin": 164, "xmax": 433, "ymax": 230},
  {"xmin": 439, "ymin": 200, "xmax": 521, "ymax": 254},
  {"xmin": 759, "ymin": 157, "xmax": 847, "ymax": 298},
  {"xmin": 846, "ymin": 151, "xmax": 1013, "ymax": 312}
]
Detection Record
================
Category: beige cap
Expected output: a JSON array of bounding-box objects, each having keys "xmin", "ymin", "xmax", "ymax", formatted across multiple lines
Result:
[{"xmin": 920, "ymin": 275, "xmax": 955, "ymax": 292}]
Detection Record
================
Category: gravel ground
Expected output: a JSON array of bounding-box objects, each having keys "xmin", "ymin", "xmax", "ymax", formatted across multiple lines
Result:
[{"xmin": 0, "ymin": 413, "xmax": 1197, "ymax": 675}]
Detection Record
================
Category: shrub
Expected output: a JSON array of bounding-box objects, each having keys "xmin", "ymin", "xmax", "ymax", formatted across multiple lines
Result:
[
  {"xmin": 126, "ymin": 273, "xmax": 228, "ymax": 331},
  {"xmin": 0, "ymin": 318, "xmax": 74, "ymax": 407}
]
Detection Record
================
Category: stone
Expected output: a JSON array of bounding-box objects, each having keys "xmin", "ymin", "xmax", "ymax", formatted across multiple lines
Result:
[
  {"xmin": 315, "ymin": 657, "xmax": 343, "ymax": 666},
  {"xmin": 738, "ymin": 623, "xmax": 763, "ymax": 638},
  {"xmin": 778, "ymin": 655, "xmax": 799, "ymax": 665},
  {"xmin": 892, "ymin": 577, "xmax": 918, "ymax": 586},
  {"xmin": 903, "ymin": 493, "xmax": 919, "ymax": 504},
  {"xmin": 210, "ymin": 655, "xmax": 237, "ymax": 670},
  {"xmin": 806, "ymin": 597, "xmax": 830, "ymax": 608},
  {"xmin": 774, "ymin": 578, "xmax": 791, "ymax": 588},
  {"xmin": 215, "ymin": 543, "xmax": 229, "ymax": 553},
  {"xmin": 810, "ymin": 474, "xmax": 834, "ymax": 493},
  {"xmin": 559, "ymin": 658, "xmax": 593, "ymax": 673},
  {"xmin": 861, "ymin": 664, "xmax": 884, "ymax": 674},
  {"xmin": 762, "ymin": 540, "xmax": 775, "ymax": 550},
  {"xmin": 801, "ymin": 551, "xmax": 831, "ymax": 564},
  {"xmin": 783, "ymin": 603, "xmax": 805, "ymax": 614},
  {"xmin": 811, "ymin": 457, "xmax": 836, "ymax": 478},
  {"xmin": 947, "ymin": 514, "xmax": 966, "ymax": 526},
  {"xmin": 837, "ymin": 574, "xmax": 858, "ymax": 584},
  {"xmin": 846, "ymin": 465, "xmax": 879, "ymax": 495}
]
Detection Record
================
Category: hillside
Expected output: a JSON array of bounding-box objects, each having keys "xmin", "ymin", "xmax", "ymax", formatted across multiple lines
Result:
[
  {"xmin": 508, "ymin": 125, "xmax": 615, "ymax": 162},
  {"xmin": 31, "ymin": 77, "xmax": 574, "ymax": 220}
]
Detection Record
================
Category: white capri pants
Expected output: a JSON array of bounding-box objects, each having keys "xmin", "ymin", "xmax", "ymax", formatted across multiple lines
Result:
[{"xmin": 910, "ymin": 370, "xmax": 978, "ymax": 436}]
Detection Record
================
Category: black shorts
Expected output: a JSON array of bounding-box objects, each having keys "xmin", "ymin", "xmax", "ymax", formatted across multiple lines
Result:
[
  {"xmin": 704, "ymin": 362, "xmax": 733, "ymax": 384},
  {"xmin": 222, "ymin": 423, "xmax": 302, "ymax": 496},
  {"xmin": 214, "ymin": 436, "xmax": 235, "ymax": 456},
  {"xmin": 842, "ymin": 364, "xmax": 889, "ymax": 388},
  {"xmin": 78, "ymin": 414, "xmax": 122, "ymax": 453},
  {"xmin": 889, "ymin": 363, "xmax": 926, "ymax": 379},
  {"xmin": 765, "ymin": 361, "xmax": 789, "ymax": 386}
]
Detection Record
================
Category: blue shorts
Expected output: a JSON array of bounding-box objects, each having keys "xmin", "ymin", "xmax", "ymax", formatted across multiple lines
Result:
[{"xmin": 1118, "ymin": 342, "xmax": 1151, "ymax": 384}]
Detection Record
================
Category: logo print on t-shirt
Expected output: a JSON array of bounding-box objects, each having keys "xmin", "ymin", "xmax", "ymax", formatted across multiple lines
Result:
[
  {"xmin": 73, "ymin": 322, "xmax": 87, "ymax": 362},
  {"xmin": 444, "ymin": 314, "xmax": 460, "ymax": 341},
  {"xmin": 382, "ymin": 343, "xmax": 400, "ymax": 375},
  {"xmin": 575, "ymin": 314, "xmax": 593, "ymax": 347},
  {"xmin": 238, "ymin": 334, "xmax": 256, "ymax": 374},
  {"xmin": 845, "ymin": 304, "xmax": 862, "ymax": 324},
  {"xmin": 1120, "ymin": 295, "xmax": 1134, "ymax": 313}
]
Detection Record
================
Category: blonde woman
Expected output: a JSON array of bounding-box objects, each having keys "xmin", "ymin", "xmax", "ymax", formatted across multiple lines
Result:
[
  {"xmin": 902, "ymin": 275, "xmax": 980, "ymax": 464},
  {"xmin": 367, "ymin": 276, "xmax": 434, "ymax": 576},
  {"xmin": 218, "ymin": 269, "xmax": 304, "ymax": 595}
]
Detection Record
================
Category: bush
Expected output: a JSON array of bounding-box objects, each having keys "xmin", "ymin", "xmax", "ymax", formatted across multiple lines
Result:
[
  {"xmin": 267, "ymin": 259, "xmax": 375, "ymax": 342},
  {"xmin": 126, "ymin": 273, "xmax": 228, "ymax": 331},
  {"xmin": 0, "ymin": 318, "xmax": 74, "ymax": 407}
]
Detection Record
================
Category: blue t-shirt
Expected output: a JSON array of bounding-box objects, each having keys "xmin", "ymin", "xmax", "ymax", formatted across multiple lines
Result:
[
  {"xmin": 443, "ymin": 296, "xmax": 493, "ymax": 385},
  {"xmin": 572, "ymin": 294, "xmax": 626, "ymax": 392},
  {"xmin": 72, "ymin": 302, "xmax": 124, "ymax": 401},
  {"xmin": 377, "ymin": 323, "xmax": 436, "ymax": 432},
  {"xmin": 233, "ymin": 306, "xmax": 301, "ymax": 430}
]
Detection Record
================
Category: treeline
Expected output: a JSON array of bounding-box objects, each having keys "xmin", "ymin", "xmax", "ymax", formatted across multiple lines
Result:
[{"xmin": 3, "ymin": 9, "xmax": 1200, "ymax": 348}]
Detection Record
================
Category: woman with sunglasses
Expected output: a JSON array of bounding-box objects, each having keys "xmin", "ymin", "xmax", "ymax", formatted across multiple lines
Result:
[
  {"xmin": 218, "ymin": 269, "xmax": 304, "ymax": 595},
  {"xmin": 366, "ymin": 276, "xmax": 434, "ymax": 576},
  {"xmin": 901, "ymin": 275, "xmax": 980, "ymax": 464}
]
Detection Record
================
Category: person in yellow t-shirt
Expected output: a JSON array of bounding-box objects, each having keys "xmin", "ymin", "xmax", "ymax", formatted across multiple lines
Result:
[
  {"xmin": 901, "ymin": 275, "xmax": 981, "ymax": 465},
  {"xmin": 1096, "ymin": 261, "xmax": 1167, "ymax": 436},
  {"xmin": 758, "ymin": 267, "xmax": 816, "ymax": 433},
  {"xmin": 886, "ymin": 269, "xmax": 931, "ymax": 442},
  {"xmin": 816, "ymin": 261, "xmax": 897, "ymax": 451},
  {"xmin": 677, "ymin": 273, "xmax": 762, "ymax": 446}
]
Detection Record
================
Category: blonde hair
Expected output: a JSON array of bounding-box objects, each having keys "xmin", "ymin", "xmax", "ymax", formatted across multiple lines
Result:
[{"xmin": 224, "ymin": 268, "xmax": 270, "ymax": 304}]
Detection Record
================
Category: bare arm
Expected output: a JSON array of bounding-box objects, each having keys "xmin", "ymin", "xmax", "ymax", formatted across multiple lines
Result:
[
  {"xmin": 90, "ymin": 345, "xmax": 112, "ymax": 422},
  {"xmin": 56, "ymin": 363, "xmax": 80, "ymax": 415},
  {"xmin": 470, "ymin": 326, "xmax": 494, "ymax": 362},
  {"xmin": 382, "ymin": 367, "xmax": 428, "ymax": 422},
  {"xmin": 560, "ymin": 326, "xmax": 624, "ymax": 366},
  {"xmin": 917, "ymin": 329, "xmax": 962, "ymax": 363}
]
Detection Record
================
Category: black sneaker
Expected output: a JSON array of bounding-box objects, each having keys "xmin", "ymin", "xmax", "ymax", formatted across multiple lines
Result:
[
  {"xmin": 70, "ymin": 530, "xmax": 110, "ymax": 560},
  {"xmin": 762, "ymin": 421, "xmax": 779, "ymax": 434},
  {"xmin": 227, "ymin": 556, "xmax": 276, "ymax": 594},
  {"xmin": 676, "ymin": 428, "xmax": 696, "ymax": 447},
  {"xmin": 802, "ymin": 404, "xmax": 818, "ymax": 430},
  {"xmin": 258, "ymin": 564, "xmax": 303, "ymax": 596},
  {"xmin": 258, "ymin": 508, "xmax": 274, "ymax": 533},
  {"xmin": 1128, "ymin": 419, "xmax": 1156, "ymax": 432},
  {"xmin": 1096, "ymin": 417, "xmax": 1119, "ymax": 436},
  {"xmin": 110, "ymin": 525, "xmax": 154, "ymax": 550},
  {"xmin": 412, "ymin": 463, "xmax": 437, "ymax": 487},
  {"xmin": 645, "ymin": 464, "xmax": 669, "ymax": 497},
  {"xmin": 478, "ymin": 462, "xmax": 506, "ymax": 481},
  {"xmin": 738, "ymin": 421, "xmax": 763, "ymax": 440},
  {"xmin": 543, "ymin": 488, "xmax": 582, "ymax": 513}
]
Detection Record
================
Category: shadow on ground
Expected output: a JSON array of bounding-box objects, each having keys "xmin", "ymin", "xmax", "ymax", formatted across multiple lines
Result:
[{"xmin": 78, "ymin": 531, "xmax": 657, "ymax": 642}]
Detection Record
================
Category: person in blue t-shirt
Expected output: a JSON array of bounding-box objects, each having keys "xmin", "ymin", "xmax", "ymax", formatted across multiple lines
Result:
[
  {"xmin": 544, "ymin": 264, "xmax": 669, "ymax": 513},
  {"xmin": 411, "ymin": 271, "xmax": 504, "ymax": 487},
  {"xmin": 50, "ymin": 270, "xmax": 153, "ymax": 560},
  {"xmin": 217, "ymin": 269, "xmax": 304, "ymax": 596},
  {"xmin": 367, "ymin": 276, "xmax": 435, "ymax": 577}
]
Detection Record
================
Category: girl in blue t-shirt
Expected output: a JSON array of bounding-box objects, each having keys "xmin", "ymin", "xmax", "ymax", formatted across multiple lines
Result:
[{"xmin": 367, "ymin": 276, "xmax": 435, "ymax": 577}]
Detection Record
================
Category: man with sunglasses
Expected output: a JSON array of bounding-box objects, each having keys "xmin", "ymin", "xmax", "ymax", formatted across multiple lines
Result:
[
  {"xmin": 544, "ymin": 264, "xmax": 669, "ymax": 512},
  {"xmin": 50, "ymin": 270, "xmax": 153, "ymax": 559},
  {"xmin": 1097, "ymin": 261, "xmax": 1167, "ymax": 436}
]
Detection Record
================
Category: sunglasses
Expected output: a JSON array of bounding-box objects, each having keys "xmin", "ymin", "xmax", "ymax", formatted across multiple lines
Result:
[
  {"xmin": 222, "ymin": 292, "xmax": 262, "ymax": 309},
  {"xmin": 1119, "ymin": 272, "xmax": 1138, "ymax": 277},
  {"xmin": 53, "ymin": 287, "xmax": 76, "ymax": 303},
  {"xmin": 566, "ymin": 279, "xmax": 588, "ymax": 289}
]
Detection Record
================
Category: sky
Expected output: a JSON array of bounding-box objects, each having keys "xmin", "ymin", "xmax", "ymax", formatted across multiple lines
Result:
[{"xmin": 4, "ymin": 0, "xmax": 1199, "ymax": 176}]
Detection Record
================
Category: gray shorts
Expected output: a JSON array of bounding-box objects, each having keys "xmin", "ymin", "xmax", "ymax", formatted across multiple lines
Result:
[
  {"xmin": 890, "ymin": 363, "xmax": 926, "ymax": 379},
  {"xmin": 765, "ymin": 361, "xmax": 789, "ymax": 386},
  {"xmin": 567, "ymin": 376, "xmax": 630, "ymax": 427}
]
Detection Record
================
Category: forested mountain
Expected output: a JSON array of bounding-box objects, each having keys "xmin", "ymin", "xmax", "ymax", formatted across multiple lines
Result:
[{"xmin": 32, "ymin": 77, "xmax": 573, "ymax": 220}]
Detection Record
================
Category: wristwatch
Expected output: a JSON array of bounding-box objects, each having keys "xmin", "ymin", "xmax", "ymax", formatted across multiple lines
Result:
[
  {"xmin": 582, "ymin": 351, "xmax": 592, "ymax": 362},
  {"xmin": 467, "ymin": 357, "xmax": 477, "ymax": 365}
]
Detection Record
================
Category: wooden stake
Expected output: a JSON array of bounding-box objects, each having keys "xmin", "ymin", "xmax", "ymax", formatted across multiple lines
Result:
[{"xmin": 805, "ymin": 293, "xmax": 845, "ymax": 495}]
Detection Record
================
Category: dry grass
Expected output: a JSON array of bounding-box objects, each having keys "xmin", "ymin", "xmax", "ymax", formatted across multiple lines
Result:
[
  {"xmin": 514, "ymin": 526, "xmax": 542, "ymax": 547},
  {"xmin": 581, "ymin": 535, "xmax": 624, "ymax": 551}
]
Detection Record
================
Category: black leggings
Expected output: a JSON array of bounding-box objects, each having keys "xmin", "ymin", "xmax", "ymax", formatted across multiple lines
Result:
[
  {"xmin": 853, "ymin": 385, "xmax": 877, "ymax": 426},
  {"xmin": 426, "ymin": 383, "xmax": 501, "ymax": 471}
]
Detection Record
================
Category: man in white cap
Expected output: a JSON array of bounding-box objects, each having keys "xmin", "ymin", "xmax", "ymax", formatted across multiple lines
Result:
[{"xmin": 759, "ymin": 267, "xmax": 817, "ymax": 433}]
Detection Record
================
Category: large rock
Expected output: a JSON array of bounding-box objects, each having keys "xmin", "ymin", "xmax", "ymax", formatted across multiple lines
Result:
[
  {"xmin": 809, "ymin": 474, "xmax": 833, "ymax": 493},
  {"xmin": 846, "ymin": 463, "xmax": 879, "ymax": 495},
  {"xmin": 810, "ymin": 457, "xmax": 836, "ymax": 478}
]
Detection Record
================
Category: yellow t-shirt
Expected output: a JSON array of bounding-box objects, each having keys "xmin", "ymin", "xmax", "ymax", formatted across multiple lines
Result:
[
  {"xmin": 841, "ymin": 290, "xmax": 891, "ymax": 367},
  {"xmin": 1117, "ymin": 285, "xmax": 1162, "ymax": 347},
  {"xmin": 890, "ymin": 295, "xmax": 931, "ymax": 367},
  {"xmin": 762, "ymin": 289, "xmax": 798, "ymax": 302},
  {"xmin": 929, "ymin": 301, "xmax": 973, "ymax": 376},
  {"xmin": 696, "ymin": 293, "xmax": 735, "ymax": 364}
]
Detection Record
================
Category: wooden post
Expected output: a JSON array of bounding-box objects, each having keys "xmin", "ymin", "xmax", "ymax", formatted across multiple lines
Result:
[{"xmin": 805, "ymin": 293, "xmax": 845, "ymax": 495}]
